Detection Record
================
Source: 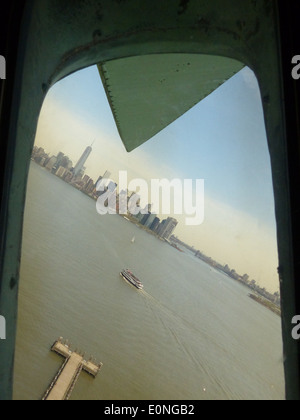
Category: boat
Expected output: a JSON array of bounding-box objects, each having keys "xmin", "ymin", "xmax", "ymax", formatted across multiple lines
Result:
[
  {"xmin": 131, "ymin": 236, "xmax": 135, "ymax": 244},
  {"xmin": 120, "ymin": 269, "xmax": 144, "ymax": 290}
]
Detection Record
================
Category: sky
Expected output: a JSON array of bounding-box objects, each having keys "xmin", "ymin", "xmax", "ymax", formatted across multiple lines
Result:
[{"xmin": 34, "ymin": 63, "xmax": 279, "ymax": 293}]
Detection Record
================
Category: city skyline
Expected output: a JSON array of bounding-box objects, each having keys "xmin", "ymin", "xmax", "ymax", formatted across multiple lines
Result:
[
  {"xmin": 33, "ymin": 64, "xmax": 279, "ymax": 293},
  {"xmin": 31, "ymin": 144, "xmax": 179, "ymax": 243}
]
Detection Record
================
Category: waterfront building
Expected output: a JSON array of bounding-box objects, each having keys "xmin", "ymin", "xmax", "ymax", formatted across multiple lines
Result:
[
  {"xmin": 156, "ymin": 219, "xmax": 166, "ymax": 236},
  {"xmin": 150, "ymin": 217, "xmax": 160, "ymax": 232},
  {"xmin": 82, "ymin": 175, "xmax": 90, "ymax": 184},
  {"xmin": 144, "ymin": 213, "xmax": 157, "ymax": 229},
  {"xmin": 55, "ymin": 152, "xmax": 65, "ymax": 169},
  {"xmin": 56, "ymin": 166, "xmax": 67, "ymax": 178},
  {"xmin": 64, "ymin": 171, "xmax": 73, "ymax": 183},
  {"xmin": 45, "ymin": 156, "xmax": 57, "ymax": 171},
  {"xmin": 139, "ymin": 214, "xmax": 148, "ymax": 225},
  {"xmin": 107, "ymin": 181, "xmax": 117, "ymax": 193},
  {"xmin": 135, "ymin": 212, "xmax": 144, "ymax": 223},
  {"xmin": 158, "ymin": 217, "xmax": 178, "ymax": 240},
  {"xmin": 95, "ymin": 171, "xmax": 112, "ymax": 190}
]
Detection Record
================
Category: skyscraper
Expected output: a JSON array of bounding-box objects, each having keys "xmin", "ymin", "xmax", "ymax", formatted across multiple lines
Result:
[
  {"xmin": 73, "ymin": 144, "xmax": 93, "ymax": 177},
  {"xmin": 102, "ymin": 170, "xmax": 111, "ymax": 180},
  {"xmin": 144, "ymin": 213, "xmax": 157, "ymax": 229},
  {"xmin": 95, "ymin": 170, "xmax": 112, "ymax": 189},
  {"xmin": 158, "ymin": 217, "xmax": 178, "ymax": 240}
]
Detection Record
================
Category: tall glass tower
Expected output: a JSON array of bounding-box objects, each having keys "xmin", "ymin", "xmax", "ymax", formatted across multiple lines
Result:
[{"xmin": 73, "ymin": 144, "xmax": 93, "ymax": 177}]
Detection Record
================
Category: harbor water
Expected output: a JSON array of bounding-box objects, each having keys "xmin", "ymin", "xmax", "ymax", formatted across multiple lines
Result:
[{"xmin": 13, "ymin": 162, "xmax": 285, "ymax": 400}]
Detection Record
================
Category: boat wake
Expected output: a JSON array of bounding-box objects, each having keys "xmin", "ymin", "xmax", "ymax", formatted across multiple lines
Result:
[{"xmin": 139, "ymin": 289, "xmax": 234, "ymax": 399}]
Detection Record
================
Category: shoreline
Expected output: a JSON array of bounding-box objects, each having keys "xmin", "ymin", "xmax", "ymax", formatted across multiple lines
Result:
[{"xmin": 248, "ymin": 294, "xmax": 281, "ymax": 317}]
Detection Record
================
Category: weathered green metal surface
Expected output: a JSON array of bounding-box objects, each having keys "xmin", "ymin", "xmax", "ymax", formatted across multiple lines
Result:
[{"xmin": 99, "ymin": 54, "xmax": 243, "ymax": 151}]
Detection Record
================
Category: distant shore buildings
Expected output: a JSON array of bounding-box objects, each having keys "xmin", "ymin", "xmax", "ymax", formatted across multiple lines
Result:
[{"xmin": 31, "ymin": 144, "xmax": 179, "ymax": 241}]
